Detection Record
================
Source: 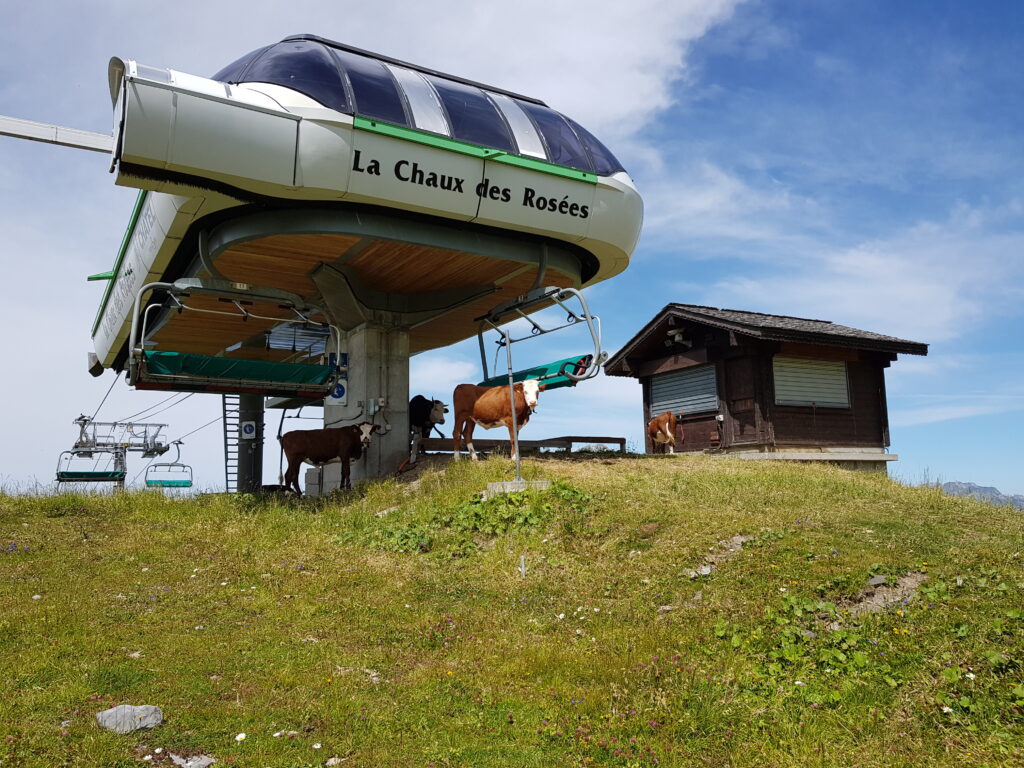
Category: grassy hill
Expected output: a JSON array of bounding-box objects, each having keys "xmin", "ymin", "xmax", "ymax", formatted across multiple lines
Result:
[{"xmin": 1, "ymin": 456, "xmax": 1022, "ymax": 767}]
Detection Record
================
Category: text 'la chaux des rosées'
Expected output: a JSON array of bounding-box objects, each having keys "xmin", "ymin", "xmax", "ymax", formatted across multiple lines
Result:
[{"xmin": 352, "ymin": 150, "xmax": 591, "ymax": 219}]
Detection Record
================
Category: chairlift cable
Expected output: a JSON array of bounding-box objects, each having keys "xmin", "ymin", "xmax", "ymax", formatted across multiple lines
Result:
[
  {"xmin": 119, "ymin": 392, "xmax": 190, "ymax": 422},
  {"xmin": 174, "ymin": 411, "xmax": 232, "ymax": 442},
  {"xmin": 89, "ymin": 376, "xmax": 119, "ymax": 421}
]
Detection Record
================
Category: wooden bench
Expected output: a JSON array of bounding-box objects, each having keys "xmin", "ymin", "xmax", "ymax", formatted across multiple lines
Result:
[{"xmin": 417, "ymin": 435, "xmax": 626, "ymax": 454}]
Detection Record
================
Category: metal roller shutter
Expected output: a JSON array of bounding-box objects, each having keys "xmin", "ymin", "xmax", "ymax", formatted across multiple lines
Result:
[
  {"xmin": 650, "ymin": 365, "xmax": 718, "ymax": 415},
  {"xmin": 773, "ymin": 356, "xmax": 849, "ymax": 407}
]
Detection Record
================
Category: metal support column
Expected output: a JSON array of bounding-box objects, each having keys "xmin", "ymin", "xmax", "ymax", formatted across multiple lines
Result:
[
  {"xmin": 314, "ymin": 323, "xmax": 409, "ymax": 494},
  {"xmin": 236, "ymin": 394, "xmax": 264, "ymax": 492}
]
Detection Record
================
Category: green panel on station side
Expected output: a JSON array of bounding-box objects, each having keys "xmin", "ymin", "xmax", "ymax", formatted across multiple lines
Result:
[
  {"xmin": 144, "ymin": 351, "xmax": 333, "ymax": 385},
  {"xmin": 353, "ymin": 117, "xmax": 598, "ymax": 183}
]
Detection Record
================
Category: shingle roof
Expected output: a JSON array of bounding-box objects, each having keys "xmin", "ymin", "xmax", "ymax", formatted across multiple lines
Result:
[
  {"xmin": 667, "ymin": 304, "xmax": 928, "ymax": 351},
  {"xmin": 605, "ymin": 303, "xmax": 928, "ymax": 375}
]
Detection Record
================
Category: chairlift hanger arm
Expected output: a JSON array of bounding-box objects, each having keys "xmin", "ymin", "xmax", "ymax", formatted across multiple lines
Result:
[{"xmin": 476, "ymin": 286, "xmax": 607, "ymax": 384}]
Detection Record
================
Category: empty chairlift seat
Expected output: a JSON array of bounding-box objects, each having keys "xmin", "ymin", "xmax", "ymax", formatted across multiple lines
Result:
[{"xmin": 478, "ymin": 354, "xmax": 594, "ymax": 391}]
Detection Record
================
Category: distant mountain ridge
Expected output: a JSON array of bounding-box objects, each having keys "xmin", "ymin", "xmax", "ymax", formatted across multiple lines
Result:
[{"xmin": 942, "ymin": 481, "xmax": 1024, "ymax": 510}]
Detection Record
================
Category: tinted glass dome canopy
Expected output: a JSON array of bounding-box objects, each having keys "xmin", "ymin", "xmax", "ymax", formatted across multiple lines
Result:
[{"xmin": 212, "ymin": 35, "xmax": 625, "ymax": 177}]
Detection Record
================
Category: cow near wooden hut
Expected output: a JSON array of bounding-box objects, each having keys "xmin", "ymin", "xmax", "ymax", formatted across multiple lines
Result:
[
  {"xmin": 409, "ymin": 395, "xmax": 448, "ymax": 463},
  {"xmin": 452, "ymin": 380, "xmax": 543, "ymax": 461},
  {"xmin": 647, "ymin": 411, "xmax": 681, "ymax": 454},
  {"xmin": 279, "ymin": 422, "xmax": 381, "ymax": 494}
]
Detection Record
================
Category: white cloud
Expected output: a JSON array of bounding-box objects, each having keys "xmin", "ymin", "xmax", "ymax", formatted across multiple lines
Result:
[
  {"xmin": 891, "ymin": 393, "xmax": 1024, "ymax": 427},
  {"xmin": 695, "ymin": 201, "xmax": 1024, "ymax": 343}
]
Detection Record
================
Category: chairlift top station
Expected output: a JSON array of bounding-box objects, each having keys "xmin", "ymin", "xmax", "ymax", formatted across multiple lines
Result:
[
  {"xmin": 93, "ymin": 35, "xmax": 642, "ymax": 375},
  {"xmin": 11, "ymin": 35, "xmax": 644, "ymax": 490}
]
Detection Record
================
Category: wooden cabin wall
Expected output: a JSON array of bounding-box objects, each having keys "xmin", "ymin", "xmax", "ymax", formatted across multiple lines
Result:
[{"xmin": 769, "ymin": 359, "xmax": 886, "ymax": 446}]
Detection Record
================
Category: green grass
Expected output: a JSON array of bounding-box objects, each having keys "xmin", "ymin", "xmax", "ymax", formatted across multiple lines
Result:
[{"xmin": 1, "ymin": 456, "xmax": 1022, "ymax": 767}]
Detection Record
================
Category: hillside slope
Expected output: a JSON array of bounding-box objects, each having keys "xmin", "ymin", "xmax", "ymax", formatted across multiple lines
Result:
[{"xmin": 1, "ymin": 456, "xmax": 1022, "ymax": 767}]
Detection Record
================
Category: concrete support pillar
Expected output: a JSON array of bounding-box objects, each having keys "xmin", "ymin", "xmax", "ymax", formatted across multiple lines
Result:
[
  {"xmin": 313, "ymin": 323, "xmax": 409, "ymax": 493},
  {"xmin": 237, "ymin": 393, "xmax": 264, "ymax": 492}
]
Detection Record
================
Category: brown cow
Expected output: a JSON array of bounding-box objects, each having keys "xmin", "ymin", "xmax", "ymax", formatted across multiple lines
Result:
[
  {"xmin": 648, "ymin": 411, "xmax": 681, "ymax": 454},
  {"xmin": 279, "ymin": 422, "xmax": 381, "ymax": 494},
  {"xmin": 452, "ymin": 379, "xmax": 543, "ymax": 461}
]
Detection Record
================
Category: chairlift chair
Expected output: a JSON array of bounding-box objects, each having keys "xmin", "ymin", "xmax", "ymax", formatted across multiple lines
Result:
[{"xmin": 144, "ymin": 441, "xmax": 193, "ymax": 489}]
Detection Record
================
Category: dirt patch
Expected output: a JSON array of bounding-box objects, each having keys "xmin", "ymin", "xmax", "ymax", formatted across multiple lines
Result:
[
  {"xmin": 840, "ymin": 571, "xmax": 928, "ymax": 618},
  {"xmin": 687, "ymin": 534, "xmax": 752, "ymax": 579}
]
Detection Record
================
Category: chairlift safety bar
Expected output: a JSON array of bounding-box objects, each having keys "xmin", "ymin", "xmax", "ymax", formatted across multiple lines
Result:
[{"xmin": 476, "ymin": 286, "xmax": 608, "ymax": 385}]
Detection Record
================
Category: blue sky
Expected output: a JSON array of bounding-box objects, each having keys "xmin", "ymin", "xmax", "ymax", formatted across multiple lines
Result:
[{"xmin": 1, "ymin": 1, "xmax": 1022, "ymax": 493}]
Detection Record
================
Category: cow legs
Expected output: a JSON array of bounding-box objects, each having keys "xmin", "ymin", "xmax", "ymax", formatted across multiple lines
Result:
[
  {"xmin": 452, "ymin": 416, "xmax": 463, "ymax": 460},
  {"xmin": 410, "ymin": 433, "xmax": 421, "ymax": 463},
  {"xmin": 283, "ymin": 459, "xmax": 303, "ymax": 496},
  {"xmin": 341, "ymin": 457, "xmax": 351, "ymax": 490},
  {"xmin": 464, "ymin": 420, "xmax": 478, "ymax": 461},
  {"xmin": 507, "ymin": 423, "xmax": 519, "ymax": 462}
]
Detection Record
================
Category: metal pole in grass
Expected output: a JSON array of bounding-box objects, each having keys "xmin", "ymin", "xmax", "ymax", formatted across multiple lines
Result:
[
  {"xmin": 504, "ymin": 328, "xmax": 523, "ymax": 483},
  {"xmin": 519, "ymin": 555, "xmax": 527, "ymax": 579}
]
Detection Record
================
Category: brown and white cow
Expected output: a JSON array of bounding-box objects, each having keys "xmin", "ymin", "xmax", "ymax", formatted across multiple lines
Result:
[
  {"xmin": 279, "ymin": 422, "xmax": 381, "ymax": 494},
  {"xmin": 452, "ymin": 379, "xmax": 543, "ymax": 461},
  {"xmin": 647, "ymin": 411, "xmax": 681, "ymax": 454}
]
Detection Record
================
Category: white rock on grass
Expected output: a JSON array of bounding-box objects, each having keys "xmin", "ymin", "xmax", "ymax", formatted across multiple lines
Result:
[
  {"xmin": 170, "ymin": 754, "xmax": 216, "ymax": 768},
  {"xmin": 95, "ymin": 704, "xmax": 163, "ymax": 734}
]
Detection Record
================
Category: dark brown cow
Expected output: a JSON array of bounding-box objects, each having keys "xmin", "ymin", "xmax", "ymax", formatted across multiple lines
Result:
[
  {"xmin": 647, "ymin": 411, "xmax": 681, "ymax": 454},
  {"xmin": 452, "ymin": 379, "xmax": 543, "ymax": 461},
  {"xmin": 279, "ymin": 422, "xmax": 381, "ymax": 494}
]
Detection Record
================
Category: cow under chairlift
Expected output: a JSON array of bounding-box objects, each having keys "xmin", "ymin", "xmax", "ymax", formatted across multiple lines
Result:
[{"xmin": 145, "ymin": 440, "xmax": 193, "ymax": 489}]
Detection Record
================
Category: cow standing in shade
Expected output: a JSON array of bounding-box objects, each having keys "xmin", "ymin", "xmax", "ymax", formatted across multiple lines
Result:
[
  {"xmin": 647, "ymin": 411, "xmax": 681, "ymax": 454},
  {"xmin": 408, "ymin": 395, "xmax": 448, "ymax": 463},
  {"xmin": 452, "ymin": 380, "xmax": 543, "ymax": 461},
  {"xmin": 279, "ymin": 422, "xmax": 381, "ymax": 494}
]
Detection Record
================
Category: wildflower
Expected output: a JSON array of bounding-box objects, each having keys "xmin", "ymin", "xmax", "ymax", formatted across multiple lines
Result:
[
  {"xmin": 557, "ymin": 613, "xmax": 565, "ymax": 620},
  {"xmin": 794, "ymin": 680, "xmax": 805, "ymax": 686},
  {"xmin": 966, "ymin": 673, "xmax": 976, "ymax": 680},
  {"xmin": 32, "ymin": 594, "xmax": 41, "ymax": 600},
  {"xmin": 312, "ymin": 743, "xmax": 322, "ymax": 749},
  {"xmin": 941, "ymin": 706, "xmax": 953, "ymax": 713},
  {"xmin": 779, "ymin": 588, "xmax": 787, "ymax": 593},
  {"xmin": 236, "ymin": 733, "xmax": 247, "ymax": 741}
]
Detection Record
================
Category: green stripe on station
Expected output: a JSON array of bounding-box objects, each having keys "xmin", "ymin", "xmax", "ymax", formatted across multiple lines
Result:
[
  {"xmin": 353, "ymin": 117, "xmax": 598, "ymax": 184},
  {"xmin": 91, "ymin": 190, "xmax": 148, "ymax": 337}
]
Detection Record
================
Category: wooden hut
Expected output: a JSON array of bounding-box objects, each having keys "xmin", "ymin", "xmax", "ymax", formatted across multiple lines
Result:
[{"xmin": 604, "ymin": 304, "xmax": 928, "ymax": 471}]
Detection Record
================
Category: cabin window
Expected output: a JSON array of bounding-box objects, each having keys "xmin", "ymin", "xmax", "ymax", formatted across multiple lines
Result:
[
  {"xmin": 385, "ymin": 65, "xmax": 451, "ymax": 136},
  {"xmin": 489, "ymin": 93, "xmax": 547, "ymax": 159},
  {"xmin": 333, "ymin": 49, "xmax": 409, "ymax": 126},
  {"xmin": 650, "ymin": 365, "xmax": 718, "ymax": 416},
  {"xmin": 422, "ymin": 76, "xmax": 515, "ymax": 153},
  {"xmin": 233, "ymin": 41, "xmax": 351, "ymax": 114},
  {"xmin": 772, "ymin": 356, "xmax": 850, "ymax": 408},
  {"xmin": 563, "ymin": 116, "xmax": 625, "ymax": 176},
  {"xmin": 517, "ymin": 102, "xmax": 594, "ymax": 172}
]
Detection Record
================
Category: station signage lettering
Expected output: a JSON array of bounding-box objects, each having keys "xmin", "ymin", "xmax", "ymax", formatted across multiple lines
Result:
[{"xmin": 352, "ymin": 150, "xmax": 590, "ymax": 219}]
